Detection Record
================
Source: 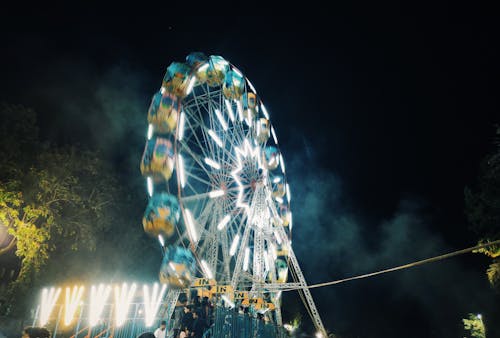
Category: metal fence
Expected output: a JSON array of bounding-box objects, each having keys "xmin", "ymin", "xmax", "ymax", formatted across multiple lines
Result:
[
  {"xmin": 30, "ymin": 303, "xmax": 288, "ymax": 338},
  {"xmin": 204, "ymin": 307, "xmax": 288, "ymax": 338}
]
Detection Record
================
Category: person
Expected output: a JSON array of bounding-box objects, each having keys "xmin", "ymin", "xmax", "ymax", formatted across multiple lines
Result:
[
  {"xmin": 180, "ymin": 305, "xmax": 194, "ymax": 337},
  {"xmin": 191, "ymin": 310, "xmax": 207, "ymax": 338},
  {"xmin": 154, "ymin": 320, "xmax": 167, "ymax": 338},
  {"xmin": 21, "ymin": 327, "xmax": 50, "ymax": 338}
]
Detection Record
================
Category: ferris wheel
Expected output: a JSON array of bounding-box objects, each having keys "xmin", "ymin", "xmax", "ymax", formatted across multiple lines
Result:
[{"xmin": 140, "ymin": 53, "xmax": 326, "ymax": 335}]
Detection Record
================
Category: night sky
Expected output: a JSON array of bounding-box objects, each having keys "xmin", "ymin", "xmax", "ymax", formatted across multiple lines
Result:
[{"xmin": 1, "ymin": 2, "xmax": 499, "ymax": 337}]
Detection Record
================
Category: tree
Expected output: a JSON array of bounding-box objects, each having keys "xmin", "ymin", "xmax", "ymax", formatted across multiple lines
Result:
[
  {"xmin": 462, "ymin": 313, "xmax": 486, "ymax": 338},
  {"xmin": 0, "ymin": 104, "xmax": 119, "ymax": 314},
  {"xmin": 465, "ymin": 127, "xmax": 500, "ymax": 290}
]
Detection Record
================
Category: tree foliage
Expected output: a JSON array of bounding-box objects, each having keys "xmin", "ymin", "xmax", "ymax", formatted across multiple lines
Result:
[
  {"xmin": 462, "ymin": 313, "xmax": 486, "ymax": 338},
  {"xmin": 0, "ymin": 103, "xmax": 156, "ymax": 315},
  {"xmin": 465, "ymin": 127, "xmax": 500, "ymax": 290}
]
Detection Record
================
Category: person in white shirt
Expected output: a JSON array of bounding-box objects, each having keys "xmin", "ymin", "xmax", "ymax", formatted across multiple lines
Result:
[{"xmin": 154, "ymin": 321, "xmax": 167, "ymax": 338}]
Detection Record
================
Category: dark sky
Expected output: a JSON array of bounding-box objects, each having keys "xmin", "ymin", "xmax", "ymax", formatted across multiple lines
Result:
[{"xmin": 1, "ymin": 2, "xmax": 499, "ymax": 337}]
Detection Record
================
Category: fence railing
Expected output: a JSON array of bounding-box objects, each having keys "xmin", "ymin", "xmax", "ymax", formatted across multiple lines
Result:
[{"xmin": 203, "ymin": 307, "xmax": 288, "ymax": 338}]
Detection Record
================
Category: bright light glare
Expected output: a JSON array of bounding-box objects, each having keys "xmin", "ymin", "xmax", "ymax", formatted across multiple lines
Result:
[
  {"xmin": 186, "ymin": 76, "xmax": 196, "ymax": 95},
  {"xmin": 261, "ymin": 104, "xmax": 269, "ymax": 119},
  {"xmin": 273, "ymin": 177, "xmax": 281, "ymax": 183},
  {"xmin": 229, "ymin": 235, "xmax": 240, "ymax": 256},
  {"xmin": 204, "ymin": 157, "xmax": 221, "ymax": 170},
  {"xmin": 89, "ymin": 284, "xmax": 111, "ymax": 327},
  {"xmin": 147, "ymin": 124, "xmax": 153, "ymax": 140},
  {"xmin": 276, "ymin": 291, "xmax": 282, "ymax": 300},
  {"xmin": 214, "ymin": 109, "xmax": 228, "ymax": 131},
  {"xmin": 209, "ymin": 189, "xmax": 225, "ymax": 198},
  {"xmin": 245, "ymin": 110, "xmax": 252, "ymax": 127},
  {"xmin": 235, "ymin": 100, "xmax": 244, "ymax": 121},
  {"xmin": 178, "ymin": 111, "xmax": 185, "ymax": 141},
  {"xmin": 269, "ymin": 243, "xmax": 277, "ymax": 260},
  {"xmin": 40, "ymin": 287, "xmax": 61, "ymax": 326},
  {"xmin": 243, "ymin": 248, "xmax": 250, "ymax": 271},
  {"xmin": 178, "ymin": 155, "xmax": 186, "ymax": 188},
  {"xmin": 158, "ymin": 235, "xmax": 165, "ymax": 247},
  {"xmin": 477, "ymin": 314, "xmax": 482, "ymax": 319},
  {"xmin": 143, "ymin": 283, "xmax": 167, "ymax": 327},
  {"xmin": 198, "ymin": 63, "xmax": 209, "ymax": 72},
  {"xmin": 274, "ymin": 230, "xmax": 282, "ymax": 245},
  {"xmin": 207, "ymin": 129, "xmax": 223, "ymax": 148},
  {"xmin": 147, "ymin": 177, "xmax": 153, "ymax": 197},
  {"xmin": 286, "ymin": 183, "xmax": 291, "ymax": 202},
  {"xmin": 280, "ymin": 154, "xmax": 285, "ymax": 173},
  {"xmin": 217, "ymin": 215, "xmax": 231, "ymax": 230},
  {"xmin": 201, "ymin": 260, "xmax": 213, "ymax": 279},
  {"xmin": 289, "ymin": 212, "xmax": 293, "ymax": 230},
  {"xmin": 64, "ymin": 286, "xmax": 85, "ymax": 325},
  {"xmin": 114, "ymin": 283, "xmax": 137, "ymax": 327},
  {"xmin": 224, "ymin": 99, "xmax": 235, "ymax": 122},
  {"xmin": 275, "ymin": 196, "xmax": 284, "ymax": 204},
  {"xmin": 185, "ymin": 209, "xmax": 198, "ymax": 242},
  {"xmin": 221, "ymin": 295, "xmax": 235, "ymax": 308},
  {"xmin": 315, "ymin": 332, "xmax": 323, "ymax": 338},
  {"xmin": 271, "ymin": 126, "xmax": 278, "ymax": 144}
]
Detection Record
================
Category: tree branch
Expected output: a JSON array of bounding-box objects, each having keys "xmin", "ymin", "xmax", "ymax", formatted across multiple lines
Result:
[{"xmin": 0, "ymin": 236, "xmax": 17, "ymax": 256}]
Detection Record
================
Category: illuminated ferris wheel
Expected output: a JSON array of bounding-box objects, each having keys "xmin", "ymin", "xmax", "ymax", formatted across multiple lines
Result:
[{"xmin": 140, "ymin": 53, "xmax": 326, "ymax": 335}]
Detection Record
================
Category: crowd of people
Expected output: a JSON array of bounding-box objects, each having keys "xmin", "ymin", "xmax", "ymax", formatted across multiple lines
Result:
[{"xmin": 154, "ymin": 293, "xmax": 271, "ymax": 338}]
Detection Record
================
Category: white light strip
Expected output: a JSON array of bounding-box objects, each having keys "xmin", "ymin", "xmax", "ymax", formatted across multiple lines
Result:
[
  {"xmin": 214, "ymin": 109, "xmax": 228, "ymax": 131},
  {"xmin": 289, "ymin": 212, "xmax": 293, "ymax": 230},
  {"xmin": 40, "ymin": 287, "xmax": 61, "ymax": 326},
  {"xmin": 247, "ymin": 79, "xmax": 257, "ymax": 93},
  {"xmin": 221, "ymin": 295, "xmax": 235, "ymax": 308},
  {"xmin": 217, "ymin": 215, "xmax": 231, "ymax": 230},
  {"xmin": 147, "ymin": 177, "xmax": 153, "ymax": 197},
  {"xmin": 147, "ymin": 124, "xmax": 153, "ymax": 140},
  {"xmin": 158, "ymin": 235, "xmax": 165, "ymax": 247},
  {"xmin": 178, "ymin": 155, "xmax": 186, "ymax": 188},
  {"xmin": 261, "ymin": 104, "xmax": 269, "ymax": 119},
  {"xmin": 186, "ymin": 76, "xmax": 196, "ymax": 95},
  {"xmin": 143, "ymin": 283, "xmax": 167, "ymax": 327},
  {"xmin": 274, "ymin": 230, "xmax": 282, "ymax": 245},
  {"xmin": 269, "ymin": 243, "xmax": 277, "ymax": 260},
  {"xmin": 198, "ymin": 63, "xmax": 209, "ymax": 72},
  {"xmin": 276, "ymin": 291, "xmax": 282, "ymax": 300},
  {"xmin": 232, "ymin": 67, "xmax": 243, "ymax": 77},
  {"xmin": 209, "ymin": 189, "xmax": 225, "ymax": 198},
  {"xmin": 201, "ymin": 260, "xmax": 213, "ymax": 279},
  {"xmin": 207, "ymin": 129, "xmax": 223, "ymax": 148},
  {"xmin": 89, "ymin": 284, "xmax": 111, "ymax": 327},
  {"xmin": 286, "ymin": 183, "xmax": 291, "ymax": 202},
  {"xmin": 271, "ymin": 126, "xmax": 278, "ymax": 144},
  {"xmin": 273, "ymin": 177, "xmax": 281, "ymax": 183},
  {"xmin": 224, "ymin": 99, "xmax": 235, "ymax": 122},
  {"xmin": 243, "ymin": 247, "xmax": 250, "ymax": 271},
  {"xmin": 64, "ymin": 286, "xmax": 85, "ymax": 326},
  {"xmin": 245, "ymin": 110, "xmax": 252, "ymax": 127},
  {"xmin": 185, "ymin": 209, "xmax": 198, "ymax": 242},
  {"xmin": 229, "ymin": 235, "xmax": 240, "ymax": 256},
  {"xmin": 204, "ymin": 157, "xmax": 221, "ymax": 170},
  {"xmin": 235, "ymin": 100, "xmax": 244, "ymax": 121},
  {"xmin": 178, "ymin": 111, "xmax": 185, "ymax": 141},
  {"xmin": 280, "ymin": 154, "xmax": 285, "ymax": 173},
  {"xmin": 114, "ymin": 283, "xmax": 137, "ymax": 327},
  {"xmin": 275, "ymin": 196, "xmax": 284, "ymax": 204}
]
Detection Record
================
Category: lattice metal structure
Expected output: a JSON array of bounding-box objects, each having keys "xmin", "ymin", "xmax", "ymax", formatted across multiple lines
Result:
[{"xmin": 141, "ymin": 53, "xmax": 327, "ymax": 336}]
